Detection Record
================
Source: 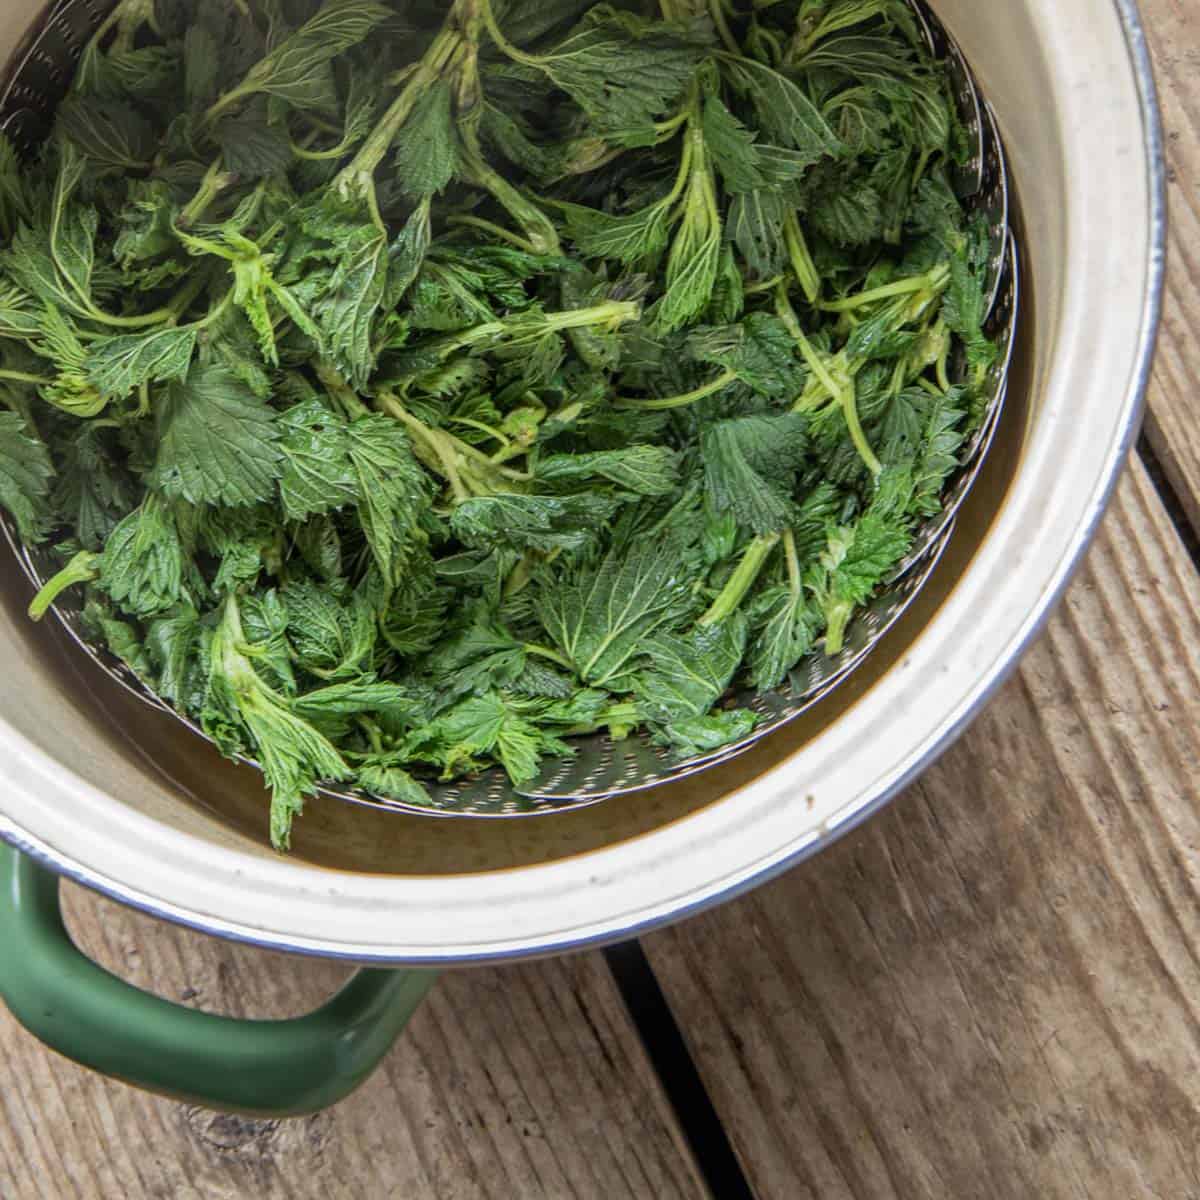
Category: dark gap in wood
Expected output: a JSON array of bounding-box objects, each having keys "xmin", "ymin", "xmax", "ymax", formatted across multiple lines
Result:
[
  {"xmin": 1139, "ymin": 434, "xmax": 1200, "ymax": 569},
  {"xmin": 604, "ymin": 942, "xmax": 756, "ymax": 1200}
]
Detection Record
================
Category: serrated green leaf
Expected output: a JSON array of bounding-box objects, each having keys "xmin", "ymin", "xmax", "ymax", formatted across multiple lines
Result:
[
  {"xmin": 88, "ymin": 326, "xmax": 198, "ymax": 398},
  {"xmin": 0, "ymin": 411, "xmax": 54, "ymax": 544},
  {"xmin": 721, "ymin": 56, "xmax": 841, "ymax": 163},
  {"xmin": 726, "ymin": 188, "xmax": 789, "ymax": 277},
  {"xmin": 215, "ymin": 0, "xmax": 392, "ymax": 115},
  {"xmin": 213, "ymin": 106, "xmax": 295, "ymax": 179},
  {"xmin": 392, "ymin": 79, "xmax": 460, "ymax": 197},
  {"xmin": 451, "ymin": 492, "xmax": 620, "ymax": 554},
  {"xmin": 284, "ymin": 580, "xmax": 376, "ymax": 680},
  {"xmin": 56, "ymin": 96, "xmax": 156, "ymax": 172},
  {"xmin": 346, "ymin": 415, "xmax": 430, "ymax": 588},
  {"xmin": 511, "ymin": 7, "xmax": 713, "ymax": 146},
  {"xmin": 537, "ymin": 446, "xmax": 679, "ymax": 495},
  {"xmin": 538, "ymin": 537, "xmax": 702, "ymax": 686},
  {"xmin": 278, "ymin": 399, "xmax": 359, "ymax": 521},
  {"xmin": 634, "ymin": 615, "xmax": 748, "ymax": 721},
  {"xmin": 153, "ymin": 364, "xmax": 284, "ymax": 507},
  {"xmin": 703, "ymin": 412, "xmax": 810, "ymax": 535},
  {"xmin": 99, "ymin": 493, "xmax": 186, "ymax": 618}
]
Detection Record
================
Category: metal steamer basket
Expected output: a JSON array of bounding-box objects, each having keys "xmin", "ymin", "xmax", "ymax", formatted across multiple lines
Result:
[
  {"xmin": 0, "ymin": 0, "xmax": 1019, "ymax": 817},
  {"xmin": 0, "ymin": 0, "xmax": 1165, "ymax": 1119}
]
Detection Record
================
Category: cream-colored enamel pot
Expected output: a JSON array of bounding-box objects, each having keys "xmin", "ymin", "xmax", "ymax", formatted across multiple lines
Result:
[{"xmin": 0, "ymin": 0, "xmax": 1166, "ymax": 967}]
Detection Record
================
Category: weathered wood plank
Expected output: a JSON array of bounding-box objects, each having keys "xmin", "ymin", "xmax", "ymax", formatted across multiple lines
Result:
[
  {"xmin": 642, "ymin": 458, "xmax": 1200, "ymax": 1199},
  {"xmin": 1139, "ymin": 0, "xmax": 1200, "ymax": 532},
  {"xmin": 0, "ymin": 891, "xmax": 708, "ymax": 1200}
]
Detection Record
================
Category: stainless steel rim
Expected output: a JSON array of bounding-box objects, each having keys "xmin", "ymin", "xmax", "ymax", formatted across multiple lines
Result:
[{"xmin": 0, "ymin": 0, "xmax": 1168, "ymax": 964}]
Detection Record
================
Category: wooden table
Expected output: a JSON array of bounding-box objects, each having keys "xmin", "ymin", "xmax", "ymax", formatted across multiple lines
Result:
[{"xmin": 4, "ymin": 3, "xmax": 1198, "ymax": 1195}]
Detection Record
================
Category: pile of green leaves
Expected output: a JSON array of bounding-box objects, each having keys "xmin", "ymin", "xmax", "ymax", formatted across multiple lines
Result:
[{"xmin": 0, "ymin": 0, "xmax": 995, "ymax": 847}]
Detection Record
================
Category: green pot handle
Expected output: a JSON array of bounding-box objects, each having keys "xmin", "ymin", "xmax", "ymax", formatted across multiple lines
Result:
[{"xmin": 0, "ymin": 843, "xmax": 436, "ymax": 1117}]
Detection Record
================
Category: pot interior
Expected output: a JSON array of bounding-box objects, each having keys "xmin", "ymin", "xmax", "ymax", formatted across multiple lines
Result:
[
  {"xmin": 0, "ymin": 0, "xmax": 1152, "ymax": 955},
  {"xmin": 0, "ymin": 0, "xmax": 1040, "ymax": 875}
]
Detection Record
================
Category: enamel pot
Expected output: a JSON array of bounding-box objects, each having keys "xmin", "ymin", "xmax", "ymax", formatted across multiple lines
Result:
[{"xmin": 0, "ymin": 0, "xmax": 1165, "ymax": 1115}]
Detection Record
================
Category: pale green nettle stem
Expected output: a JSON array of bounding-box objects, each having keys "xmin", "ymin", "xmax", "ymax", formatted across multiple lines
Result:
[
  {"xmin": 783, "ymin": 529, "xmax": 802, "ymax": 597},
  {"xmin": 524, "ymin": 643, "xmax": 574, "ymax": 671},
  {"xmin": 28, "ymin": 552, "xmax": 100, "ymax": 622},
  {"xmin": 708, "ymin": 0, "xmax": 742, "ymax": 57},
  {"xmin": 446, "ymin": 215, "xmax": 539, "ymax": 255},
  {"xmin": 335, "ymin": 26, "xmax": 465, "ymax": 203},
  {"xmin": 375, "ymin": 394, "xmax": 471, "ymax": 502},
  {"xmin": 177, "ymin": 160, "xmax": 236, "ymax": 229},
  {"xmin": 0, "ymin": 370, "xmax": 53, "ymax": 387},
  {"xmin": 819, "ymin": 265, "xmax": 950, "ymax": 314},
  {"xmin": 615, "ymin": 368, "xmax": 738, "ymax": 411},
  {"xmin": 700, "ymin": 534, "xmax": 781, "ymax": 626},
  {"xmin": 783, "ymin": 212, "xmax": 820, "ymax": 306},
  {"xmin": 778, "ymin": 285, "xmax": 881, "ymax": 477}
]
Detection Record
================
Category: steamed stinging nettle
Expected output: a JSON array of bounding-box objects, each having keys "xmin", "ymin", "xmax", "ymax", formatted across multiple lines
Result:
[{"xmin": 0, "ymin": 0, "xmax": 995, "ymax": 848}]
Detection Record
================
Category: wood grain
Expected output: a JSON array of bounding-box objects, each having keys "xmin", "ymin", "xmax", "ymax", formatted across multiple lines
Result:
[
  {"xmin": 642, "ymin": 459, "xmax": 1200, "ymax": 1199},
  {"xmin": 0, "ymin": 893, "xmax": 708, "ymax": 1200},
  {"xmin": 1140, "ymin": 0, "xmax": 1200, "ymax": 534}
]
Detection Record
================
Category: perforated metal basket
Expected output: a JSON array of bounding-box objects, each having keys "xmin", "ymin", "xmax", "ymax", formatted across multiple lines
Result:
[{"xmin": 0, "ymin": 0, "xmax": 1020, "ymax": 817}]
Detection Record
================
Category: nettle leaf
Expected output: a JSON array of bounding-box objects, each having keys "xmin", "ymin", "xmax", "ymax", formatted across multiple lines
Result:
[
  {"xmin": 392, "ymin": 79, "xmax": 460, "ymax": 197},
  {"xmin": 808, "ymin": 166, "xmax": 883, "ymax": 245},
  {"xmin": 655, "ymin": 708, "xmax": 757, "ymax": 757},
  {"xmin": 658, "ymin": 199, "xmax": 722, "ymax": 333},
  {"xmin": 357, "ymin": 761, "xmax": 434, "ymax": 807},
  {"xmin": 384, "ymin": 198, "xmax": 433, "ymax": 310},
  {"xmin": 278, "ymin": 399, "xmax": 359, "ymax": 521},
  {"xmin": 145, "ymin": 607, "xmax": 203, "ymax": 708},
  {"xmin": 703, "ymin": 412, "xmax": 811, "ymax": 535},
  {"xmin": 184, "ymin": 24, "xmax": 221, "ymax": 112},
  {"xmin": 56, "ymin": 97, "xmax": 156, "ymax": 172},
  {"xmin": 537, "ymin": 446, "xmax": 679, "ymax": 496},
  {"xmin": 560, "ymin": 199, "xmax": 674, "ymax": 265},
  {"xmin": 519, "ymin": 7, "xmax": 712, "ymax": 146},
  {"xmin": 419, "ymin": 606, "xmax": 527, "ymax": 701},
  {"xmin": 0, "ymin": 411, "xmax": 54, "ymax": 544},
  {"xmin": 221, "ymin": 0, "xmax": 393, "ymax": 113},
  {"xmin": 52, "ymin": 423, "xmax": 137, "ymax": 550},
  {"xmin": 153, "ymin": 364, "xmax": 284, "ymax": 507},
  {"xmin": 538, "ymin": 536, "xmax": 702, "ymax": 686},
  {"xmin": 113, "ymin": 180, "xmax": 179, "ymax": 267},
  {"xmin": 702, "ymin": 96, "xmax": 770, "ymax": 195},
  {"xmin": 720, "ymin": 56, "xmax": 841, "ymax": 164},
  {"xmin": 400, "ymin": 692, "xmax": 567, "ymax": 786},
  {"xmin": 308, "ymin": 200, "xmax": 388, "ymax": 390},
  {"xmin": 77, "ymin": 45, "xmax": 179, "ymax": 102},
  {"xmin": 944, "ymin": 234, "xmax": 997, "ymax": 370},
  {"xmin": 726, "ymin": 188, "xmax": 788, "ymax": 277},
  {"xmin": 700, "ymin": 96, "xmax": 806, "ymax": 200},
  {"xmin": 213, "ymin": 105, "xmax": 295, "ymax": 179},
  {"xmin": 687, "ymin": 313, "xmax": 806, "ymax": 398},
  {"xmin": 747, "ymin": 586, "xmax": 820, "ymax": 690},
  {"xmin": 451, "ymin": 492, "xmax": 620, "ymax": 554},
  {"xmin": 809, "ymin": 501, "xmax": 912, "ymax": 653},
  {"xmin": 382, "ymin": 581, "xmax": 449, "ymax": 659},
  {"xmin": 284, "ymin": 580, "xmax": 376, "ymax": 680},
  {"xmin": 207, "ymin": 597, "xmax": 351, "ymax": 849},
  {"xmin": 99, "ymin": 493, "xmax": 187, "ymax": 618},
  {"xmin": 634, "ymin": 615, "xmax": 749, "ymax": 722},
  {"xmin": 910, "ymin": 389, "xmax": 967, "ymax": 516},
  {"xmin": 88, "ymin": 326, "xmax": 198, "ymax": 398},
  {"xmin": 346, "ymin": 415, "xmax": 431, "ymax": 588},
  {"xmin": 84, "ymin": 599, "xmax": 154, "ymax": 679}
]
